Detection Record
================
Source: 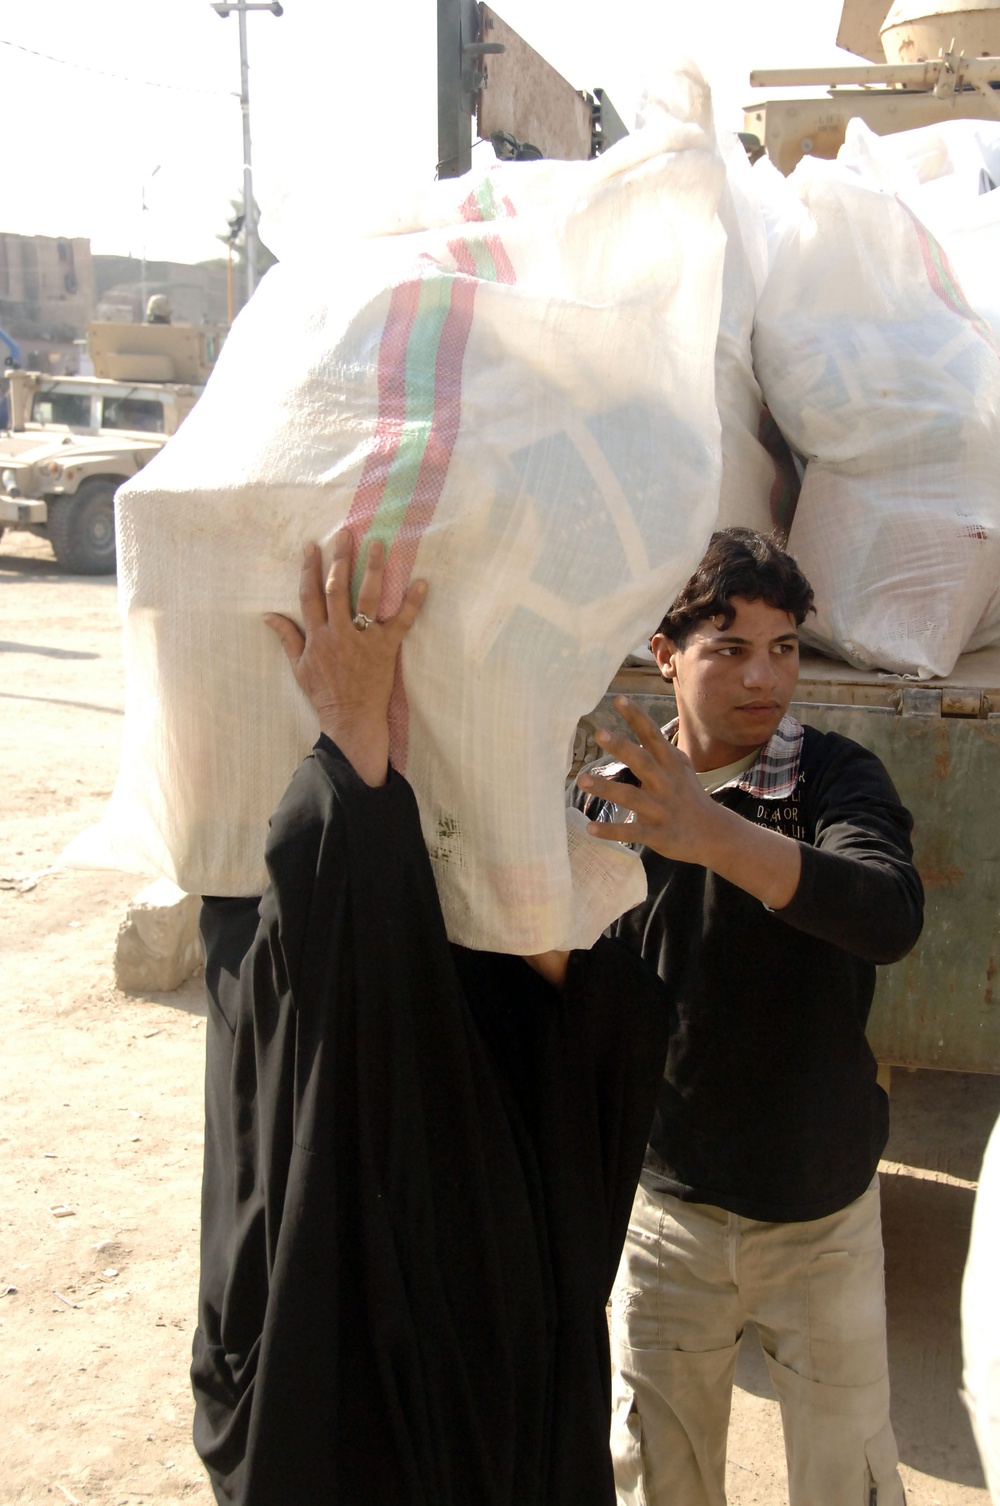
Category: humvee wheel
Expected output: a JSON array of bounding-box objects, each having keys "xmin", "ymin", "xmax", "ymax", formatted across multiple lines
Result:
[{"xmin": 48, "ymin": 481, "xmax": 118, "ymax": 575}]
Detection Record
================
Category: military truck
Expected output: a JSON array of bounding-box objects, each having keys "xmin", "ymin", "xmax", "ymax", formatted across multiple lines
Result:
[
  {"xmin": 0, "ymin": 320, "xmax": 224, "ymax": 573},
  {"xmin": 745, "ymin": 0, "xmax": 1000, "ymax": 178}
]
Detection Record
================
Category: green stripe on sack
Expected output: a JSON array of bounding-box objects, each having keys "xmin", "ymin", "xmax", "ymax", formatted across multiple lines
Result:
[
  {"xmin": 352, "ymin": 272, "xmax": 454, "ymax": 594},
  {"xmin": 476, "ymin": 180, "xmax": 499, "ymax": 221},
  {"xmin": 467, "ymin": 236, "xmax": 499, "ymax": 280}
]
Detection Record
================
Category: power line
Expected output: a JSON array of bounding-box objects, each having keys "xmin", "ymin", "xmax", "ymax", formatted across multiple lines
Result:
[{"xmin": 0, "ymin": 35, "xmax": 231, "ymax": 95}]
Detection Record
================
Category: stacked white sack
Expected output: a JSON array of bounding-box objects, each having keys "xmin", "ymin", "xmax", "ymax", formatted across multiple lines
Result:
[
  {"xmin": 752, "ymin": 157, "xmax": 1000, "ymax": 679},
  {"xmin": 96, "ymin": 78, "xmax": 726, "ymax": 955},
  {"xmin": 625, "ymin": 128, "xmax": 799, "ymax": 668},
  {"xmin": 838, "ymin": 116, "xmax": 1000, "ymax": 242},
  {"xmin": 715, "ymin": 133, "xmax": 800, "ymax": 537},
  {"xmin": 393, "ymin": 109, "xmax": 793, "ymax": 552},
  {"xmin": 840, "ymin": 118, "xmax": 1000, "ymax": 352}
]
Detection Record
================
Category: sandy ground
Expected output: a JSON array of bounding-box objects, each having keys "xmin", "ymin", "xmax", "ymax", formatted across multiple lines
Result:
[{"xmin": 1, "ymin": 525, "xmax": 998, "ymax": 1505}]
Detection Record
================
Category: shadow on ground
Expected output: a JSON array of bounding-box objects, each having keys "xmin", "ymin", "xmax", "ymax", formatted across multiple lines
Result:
[{"xmin": 0, "ymin": 532, "xmax": 116, "ymax": 585}]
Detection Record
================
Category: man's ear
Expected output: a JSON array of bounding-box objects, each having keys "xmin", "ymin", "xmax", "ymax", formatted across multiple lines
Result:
[{"xmin": 650, "ymin": 632, "xmax": 679, "ymax": 681}]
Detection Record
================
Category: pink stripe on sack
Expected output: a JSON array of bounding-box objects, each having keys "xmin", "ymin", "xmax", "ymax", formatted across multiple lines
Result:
[
  {"xmin": 450, "ymin": 231, "xmax": 517, "ymax": 287},
  {"xmin": 368, "ymin": 232, "xmax": 517, "ymax": 770},
  {"xmin": 460, "ymin": 189, "xmax": 484, "ymax": 222},
  {"xmin": 383, "ymin": 271, "xmax": 479, "ymax": 609},
  {"xmin": 460, "ymin": 180, "xmax": 518, "ymax": 224},
  {"xmin": 383, "ymin": 266, "xmax": 481, "ymax": 769},
  {"xmin": 384, "ymin": 232, "xmax": 516, "ymax": 608},
  {"xmin": 343, "ymin": 277, "xmax": 423, "ymax": 535},
  {"xmin": 904, "ymin": 200, "xmax": 1000, "ymax": 360},
  {"xmin": 487, "ymin": 233, "xmax": 516, "ymax": 285},
  {"xmin": 450, "ymin": 237, "xmax": 480, "ymax": 277}
]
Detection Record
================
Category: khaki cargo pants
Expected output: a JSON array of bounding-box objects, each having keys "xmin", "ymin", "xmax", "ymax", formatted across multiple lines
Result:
[{"xmin": 610, "ymin": 1177, "xmax": 904, "ymax": 1506}]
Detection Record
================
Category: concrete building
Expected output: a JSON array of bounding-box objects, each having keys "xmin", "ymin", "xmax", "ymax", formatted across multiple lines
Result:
[{"xmin": 0, "ymin": 232, "xmax": 96, "ymax": 348}]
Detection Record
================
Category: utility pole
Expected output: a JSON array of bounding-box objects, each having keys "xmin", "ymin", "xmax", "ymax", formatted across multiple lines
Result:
[
  {"xmin": 139, "ymin": 163, "xmax": 160, "ymax": 319},
  {"xmin": 211, "ymin": 0, "xmax": 283, "ymax": 305}
]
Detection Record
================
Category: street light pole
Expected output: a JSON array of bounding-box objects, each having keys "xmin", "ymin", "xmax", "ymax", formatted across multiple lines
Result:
[
  {"xmin": 211, "ymin": 1, "xmax": 283, "ymax": 306},
  {"xmin": 140, "ymin": 164, "xmax": 161, "ymax": 319}
]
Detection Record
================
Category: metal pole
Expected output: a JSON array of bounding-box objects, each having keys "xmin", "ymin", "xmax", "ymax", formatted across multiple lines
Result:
[
  {"xmin": 437, "ymin": 0, "xmax": 479, "ymax": 178},
  {"xmin": 211, "ymin": 2, "xmax": 283, "ymax": 306},
  {"xmin": 140, "ymin": 196, "xmax": 146, "ymax": 321},
  {"xmin": 139, "ymin": 164, "xmax": 160, "ymax": 321},
  {"xmin": 237, "ymin": 2, "xmax": 255, "ymax": 304}
]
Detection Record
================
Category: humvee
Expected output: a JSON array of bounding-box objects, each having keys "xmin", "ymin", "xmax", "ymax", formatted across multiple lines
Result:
[{"xmin": 0, "ymin": 320, "xmax": 224, "ymax": 573}]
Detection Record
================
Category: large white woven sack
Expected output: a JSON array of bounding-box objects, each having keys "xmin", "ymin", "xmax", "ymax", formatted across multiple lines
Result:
[
  {"xmin": 753, "ymin": 158, "xmax": 1000, "ymax": 679},
  {"xmin": 97, "ymin": 81, "xmax": 726, "ymax": 954},
  {"xmin": 714, "ymin": 134, "xmax": 794, "ymax": 537},
  {"xmin": 838, "ymin": 117, "xmax": 1000, "ymax": 238},
  {"xmin": 625, "ymin": 129, "xmax": 795, "ymax": 670}
]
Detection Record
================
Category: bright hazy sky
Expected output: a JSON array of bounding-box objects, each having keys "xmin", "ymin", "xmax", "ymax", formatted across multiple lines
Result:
[{"xmin": 1, "ymin": 0, "xmax": 864, "ymax": 266}]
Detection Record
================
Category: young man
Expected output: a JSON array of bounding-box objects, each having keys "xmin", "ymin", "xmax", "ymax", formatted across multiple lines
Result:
[{"xmin": 576, "ymin": 528, "xmax": 924, "ymax": 1506}]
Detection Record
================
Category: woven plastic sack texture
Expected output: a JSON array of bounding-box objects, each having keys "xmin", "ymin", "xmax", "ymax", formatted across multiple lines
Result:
[
  {"xmin": 101, "ymin": 86, "xmax": 726, "ymax": 954},
  {"xmin": 838, "ymin": 116, "xmax": 1000, "ymax": 239},
  {"xmin": 753, "ymin": 158, "xmax": 1000, "ymax": 679},
  {"xmin": 840, "ymin": 117, "xmax": 1000, "ymax": 352},
  {"xmin": 625, "ymin": 131, "xmax": 797, "ymax": 669},
  {"xmin": 714, "ymin": 134, "xmax": 799, "ymax": 537}
]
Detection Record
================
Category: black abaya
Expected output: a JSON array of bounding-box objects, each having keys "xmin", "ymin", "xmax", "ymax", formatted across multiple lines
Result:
[{"xmin": 193, "ymin": 736, "xmax": 669, "ymax": 1505}]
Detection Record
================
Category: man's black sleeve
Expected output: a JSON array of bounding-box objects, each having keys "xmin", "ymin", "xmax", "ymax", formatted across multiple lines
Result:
[{"xmin": 775, "ymin": 733, "xmax": 924, "ymax": 965}]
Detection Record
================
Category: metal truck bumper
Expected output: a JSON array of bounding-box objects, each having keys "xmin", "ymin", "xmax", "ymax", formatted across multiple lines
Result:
[{"xmin": 0, "ymin": 496, "xmax": 47, "ymax": 525}]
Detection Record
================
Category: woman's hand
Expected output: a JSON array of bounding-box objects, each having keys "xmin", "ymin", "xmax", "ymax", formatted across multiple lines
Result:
[{"xmin": 265, "ymin": 529, "xmax": 427, "ymax": 788}]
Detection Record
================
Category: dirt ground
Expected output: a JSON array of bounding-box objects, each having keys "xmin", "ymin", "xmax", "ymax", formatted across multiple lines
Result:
[{"xmin": 1, "ymin": 525, "xmax": 998, "ymax": 1505}]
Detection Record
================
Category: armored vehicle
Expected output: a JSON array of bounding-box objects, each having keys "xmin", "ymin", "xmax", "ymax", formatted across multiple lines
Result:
[{"xmin": 0, "ymin": 320, "xmax": 224, "ymax": 573}]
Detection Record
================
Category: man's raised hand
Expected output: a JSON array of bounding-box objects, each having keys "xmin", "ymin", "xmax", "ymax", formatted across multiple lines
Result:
[
  {"xmin": 576, "ymin": 697, "xmax": 719, "ymax": 863},
  {"xmin": 577, "ymin": 696, "xmax": 801, "ymax": 909}
]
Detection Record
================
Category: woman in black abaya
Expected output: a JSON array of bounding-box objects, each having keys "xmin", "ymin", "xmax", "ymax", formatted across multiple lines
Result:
[{"xmin": 192, "ymin": 530, "xmax": 670, "ymax": 1506}]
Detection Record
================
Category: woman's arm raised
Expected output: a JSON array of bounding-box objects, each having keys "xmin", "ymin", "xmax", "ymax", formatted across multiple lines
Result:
[{"xmin": 265, "ymin": 529, "xmax": 427, "ymax": 788}]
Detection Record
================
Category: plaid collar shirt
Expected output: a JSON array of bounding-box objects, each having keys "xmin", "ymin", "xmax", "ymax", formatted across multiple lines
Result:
[
  {"xmin": 659, "ymin": 713, "xmax": 805, "ymax": 801},
  {"xmin": 584, "ymin": 714, "xmax": 806, "ymax": 831}
]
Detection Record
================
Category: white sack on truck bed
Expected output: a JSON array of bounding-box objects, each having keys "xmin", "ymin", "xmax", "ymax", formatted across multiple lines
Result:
[
  {"xmin": 752, "ymin": 157, "xmax": 1000, "ymax": 679},
  {"xmin": 91, "ymin": 76, "xmax": 726, "ymax": 955},
  {"xmin": 715, "ymin": 134, "xmax": 801, "ymax": 538},
  {"xmin": 840, "ymin": 117, "xmax": 1000, "ymax": 365},
  {"xmin": 626, "ymin": 127, "xmax": 799, "ymax": 669},
  {"xmin": 838, "ymin": 117, "xmax": 1000, "ymax": 238}
]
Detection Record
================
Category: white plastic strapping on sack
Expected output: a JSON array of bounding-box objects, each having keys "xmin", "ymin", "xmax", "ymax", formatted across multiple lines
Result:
[
  {"xmin": 753, "ymin": 157, "xmax": 1000, "ymax": 679},
  {"xmin": 77, "ymin": 79, "xmax": 728, "ymax": 955}
]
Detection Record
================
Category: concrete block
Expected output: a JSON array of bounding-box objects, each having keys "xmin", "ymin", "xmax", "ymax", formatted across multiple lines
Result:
[{"xmin": 114, "ymin": 878, "xmax": 202, "ymax": 994}]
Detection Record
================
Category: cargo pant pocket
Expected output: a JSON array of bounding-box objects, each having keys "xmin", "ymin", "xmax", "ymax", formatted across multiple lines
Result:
[
  {"xmin": 610, "ymin": 1376, "xmax": 648, "ymax": 1506},
  {"xmin": 865, "ymin": 1419, "xmax": 905, "ymax": 1505}
]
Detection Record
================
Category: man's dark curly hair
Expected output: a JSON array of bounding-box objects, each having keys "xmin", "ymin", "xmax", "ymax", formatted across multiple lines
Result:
[{"xmin": 657, "ymin": 528, "xmax": 815, "ymax": 647}]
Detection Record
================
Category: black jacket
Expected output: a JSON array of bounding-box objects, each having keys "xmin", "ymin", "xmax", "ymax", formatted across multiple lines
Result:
[{"xmin": 578, "ymin": 720, "xmax": 924, "ymax": 1222}]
